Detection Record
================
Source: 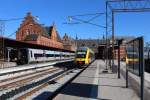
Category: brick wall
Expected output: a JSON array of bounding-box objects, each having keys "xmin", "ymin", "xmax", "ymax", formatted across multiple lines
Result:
[
  {"xmin": 16, "ymin": 12, "xmax": 64, "ymax": 49},
  {"xmin": 38, "ymin": 36, "xmax": 63, "ymax": 48},
  {"xmin": 115, "ymin": 44, "xmax": 126, "ymax": 59}
]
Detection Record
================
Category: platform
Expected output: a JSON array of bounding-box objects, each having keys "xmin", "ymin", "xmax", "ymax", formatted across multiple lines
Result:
[
  {"xmin": 0, "ymin": 60, "xmax": 72, "ymax": 75},
  {"xmin": 0, "ymin": 62, "xmax": 16, "ymax": 68},
  {"xmin": 54, "ymin": 60, "xmax": 140, "ymax": 100}
]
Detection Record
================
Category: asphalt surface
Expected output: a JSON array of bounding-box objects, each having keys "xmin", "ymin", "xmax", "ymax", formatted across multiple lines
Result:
[{"xmin": 53, "ymin": 60, "xmax": 140, "ymax": 100}]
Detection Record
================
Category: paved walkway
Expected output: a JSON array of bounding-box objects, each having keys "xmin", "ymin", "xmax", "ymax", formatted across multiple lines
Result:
[{"xmin": 54, "ymin": 60, "xmax": 140, "ymax": 100}]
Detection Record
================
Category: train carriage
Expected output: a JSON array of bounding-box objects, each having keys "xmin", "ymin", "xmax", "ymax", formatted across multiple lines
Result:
[
  {"xmin": 74, "ymin": 47, "xmax": 95, "ymax": 66},
  {"xmin": 8, "ymin": 48, "xmax": 75, "ymax": 65}
]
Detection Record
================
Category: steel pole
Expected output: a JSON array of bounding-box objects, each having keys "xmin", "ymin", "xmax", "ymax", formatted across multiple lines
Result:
[
  {"xmin": 105, "ymin": 1, "xmax": 108, "ymax": 70},
  {"xmin": 118, "ymin": 41, "xmax": 121, "ymax": 78},
  {"xmin": 140, "ymin": 37, "xmax": 144, "ymax": 100},
  {"xmin": 112, "ymin": 11, "xmax": 115, "ymax": 68}
]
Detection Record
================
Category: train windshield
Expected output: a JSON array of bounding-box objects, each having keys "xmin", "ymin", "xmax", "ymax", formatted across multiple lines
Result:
[
  {"xmin": 127, "ymin": 53, "xmax": 138, "ymax": 59},
  {"xmin": 126, "ymin": 46, "xmax": 139, "ymax": 59},
  {"xmin": 76, "ymin": 51, "xmax": 86, "ymax": 58}
]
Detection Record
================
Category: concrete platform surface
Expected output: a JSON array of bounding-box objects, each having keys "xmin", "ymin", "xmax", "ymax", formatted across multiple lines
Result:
[
  {"xmin": 54, "ymin": 60, "xmax": 140, "ymax": 100},
  {"xmin": 0, "ymin": 60, "xmax": 72, "ymax": 75},
  {"xmin": 0, "ymin": 62, "xmax": 16, "ymax": 68}
]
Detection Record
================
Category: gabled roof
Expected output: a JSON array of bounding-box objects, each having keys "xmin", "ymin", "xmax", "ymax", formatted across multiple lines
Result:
[
  {"xmin": 18, "ymin": 12, "xmax": 62, "ymax": 42},
  {"xmin": 56, "ymin": 31, "xmax": 62, "ymax": 42},
  {"xmin": 42, "ymin": 26, "xmax": 61, "ymax": 41},
  {"xmin": 43, "ymin": 26, "xmax": 51, "ymax": 37}
]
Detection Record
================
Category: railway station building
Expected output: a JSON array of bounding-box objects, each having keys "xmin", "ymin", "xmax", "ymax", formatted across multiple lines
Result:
[
  {"xmin": 16, "ymin": 12, "xmax": 63, "ymax": 49},
  {"xmin": 0, "ymin": 12, "xmax": 77, "ymax": 68},
  {"xmin": 62, "ymin": 33, "xmax": 76, "ymax": 51}
]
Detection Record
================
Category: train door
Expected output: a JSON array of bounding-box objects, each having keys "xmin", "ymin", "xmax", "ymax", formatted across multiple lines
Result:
[
  {"xmin": 9, "ymin": 48, "xmax": 17, "ymax": 62},
  {"xmin": 17, "ymin": 48, "xmax": 28, "ymax": 65}
]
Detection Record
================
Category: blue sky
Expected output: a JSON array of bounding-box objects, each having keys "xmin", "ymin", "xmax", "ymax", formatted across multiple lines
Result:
[{"xmin": 0, "ymin": 0, "xmax": 150, "ymax": 42}]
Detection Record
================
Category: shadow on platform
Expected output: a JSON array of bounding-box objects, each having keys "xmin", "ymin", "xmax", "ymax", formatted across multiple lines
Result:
[
  {"xmin": 60, "ymin": 82, "xmax": 98, "ymax": 99},
  {"xmin": 33, "ymin": 91, "xmax": 52, "ymax": 100}
]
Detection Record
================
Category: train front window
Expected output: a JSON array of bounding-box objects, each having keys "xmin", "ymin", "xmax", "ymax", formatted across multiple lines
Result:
[
  {"xmin": 76, "ymin": 51, "xmax": 86, "ymax": 58},
  {"xmin": 76, "ymin": 54, "xmax": 86, "ymax": 58},
  {"xmin": 127, "ymin": 53, "xmax": 138, "ymax": 59}
]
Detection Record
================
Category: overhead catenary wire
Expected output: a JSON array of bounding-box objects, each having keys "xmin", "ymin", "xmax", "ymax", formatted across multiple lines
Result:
[
  {"xmin": 64, "ymin": 12, "xmax": 106, "ymax": 28},
  {"xmin": 7, "ymin": 32, "xmax": 16, "ymax": 38},
  {"xmin": 70, "ymin": 17, "xmax": 106, "ymax": 28},
  {"xmin": 0, "ymin": 18, "xmax": 23, "ymax": 22},
  {"xmin": 69, "ymin": 12, "xmax": 105, "ymax": 17}
]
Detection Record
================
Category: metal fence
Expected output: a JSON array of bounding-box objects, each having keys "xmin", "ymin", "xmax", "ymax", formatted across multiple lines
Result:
[
  {"xmin": 126, "ymin": 38, "xmax": 140, "ymax": 76},
  {"xmin": 126, "ymin": 37, "xmax": 144, "ymax": 100}
]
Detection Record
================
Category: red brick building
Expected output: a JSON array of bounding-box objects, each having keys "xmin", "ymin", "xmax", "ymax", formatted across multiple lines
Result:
[
  {"xmin": 16, "ymin": 12, "xmax": 63, "ymax": 49},
  {"xmin": 115, "ymin": 42, "xmax": 126, "ymax": 60},
  {"xmin": 114, "ymin": 37, "xmax": 134, "ymax": 60},
  {"xmin": 62, "ymin": 33, "xmax": 76, "ymax": 51}
]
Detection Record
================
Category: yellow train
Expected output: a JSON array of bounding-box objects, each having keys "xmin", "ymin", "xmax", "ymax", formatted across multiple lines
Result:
[
  {"xmin": 126, "ymin": 54, "xmax": 139, "ymax": 66},
  {"xmin": 126, "ymin": 46, "xmax": 139, "ymax": 75},
  {"xmin": 74, "ymin": 47, "xmax": 95, "ymax": 65},
  {"xmin": 126, "ymin": 46, "xmax": 139, "ymax": 65}
]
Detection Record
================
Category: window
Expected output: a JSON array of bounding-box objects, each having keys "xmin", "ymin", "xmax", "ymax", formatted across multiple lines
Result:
[
  {"xmin": 34, "ymin": 54, "xmax": 44, "ymax": 57},
  {"xmin": 30, "ymin": 51, "xmax": 33, "ymax": 58},
  {"xmin": 46, "ymin": 54, "xmax": 54, "ymax": 57}
]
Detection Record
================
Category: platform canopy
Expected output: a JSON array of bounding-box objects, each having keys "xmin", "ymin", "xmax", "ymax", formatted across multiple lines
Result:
[{"xmin": 0, "ymin": 37, "xmax": 74, "ymax": 52}]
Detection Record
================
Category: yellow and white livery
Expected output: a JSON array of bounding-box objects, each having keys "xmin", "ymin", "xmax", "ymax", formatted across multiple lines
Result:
[
  {"xmin": 126, "ymin": 46, "xmax": 139, "ymax": 67},
  {"xmin": 74, "ymin": 47, "xmax": 95, "ymax": 65}
]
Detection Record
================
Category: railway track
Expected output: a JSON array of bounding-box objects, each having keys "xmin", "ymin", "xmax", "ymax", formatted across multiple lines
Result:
[
  {"xmin": 0, "ymin": 66, "xmax": 54, "ymax": 83},
  {"xmin": 0, "ymin": 61, "xmax": 74, "ymax": 90},
  {"xmin": 16, "ymin": 65, "xmax": 89, "ymax": 100},
  {"xmin": 0, "ymin": 61, "xmax": 85, "ymax": 100},
  {"xmin": 15, "ymin": 69, "xmax": 74, "ymax": 100},
  {"xmin": 0, "ymin": 68, "xmax": 66, "ymax": 99},
  {"xmin": 0, "ymin": 59, "xmax": 73, "ymax": 76},
  {"xmin": 0, "ymin": 67, "xmax": 60, "ymax": 90},
  {"xmin": 0, "ymin": 62, "xmax": 88, "ymax": 100}
]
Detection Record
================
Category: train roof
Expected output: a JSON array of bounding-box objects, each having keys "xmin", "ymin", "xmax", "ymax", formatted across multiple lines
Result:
[
  {"xmin": 77, "ymin": 47, "xmax": 94, "ymax": 53},
  {"xmin": 77, "ymin": 47, "xmax": 88, "ymax": 51}
]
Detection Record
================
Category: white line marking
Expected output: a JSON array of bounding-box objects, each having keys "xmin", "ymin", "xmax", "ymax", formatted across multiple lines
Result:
[{"xmin": 90, "ymin": 61, "xmax": 99, "ymax": 100}]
